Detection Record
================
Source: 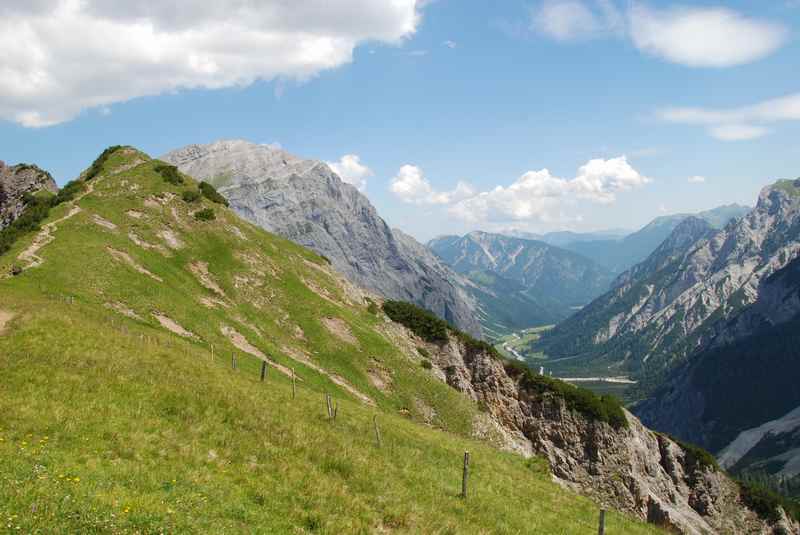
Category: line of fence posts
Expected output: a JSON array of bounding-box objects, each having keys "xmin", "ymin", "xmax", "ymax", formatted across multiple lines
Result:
[{"xmin": 207, "ymin": 340, "xmax": 615, "ymax": 535}]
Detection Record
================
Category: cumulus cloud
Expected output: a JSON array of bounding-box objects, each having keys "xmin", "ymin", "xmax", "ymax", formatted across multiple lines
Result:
[
  {"xmin": 658, "ymin": 92, "xmax": 800, "ymax": 141},
  {"xmin": 390, "ymin": 157, "xmax": 648, "ymax": 224},
  {"xmin": 448, "ymin": 156, "xmax": 649, "ymax": 223},
  {"xmin": 688, "ymin": 175, "xmax": 706, "ymax": 184},
  {"xmin": 530, "ymin": 1, "xmax": 787, "ymax": 67},
  {"xmin": 0, "ymin": 0, "xmax": 422, "ymax": 127},
  {"xmin": 326, "ymin": 154, "xmax": 373, "ymax": 191},
  {"xmin": 390, "ymin": 165, "xmax": 475, "ymax": 205}
]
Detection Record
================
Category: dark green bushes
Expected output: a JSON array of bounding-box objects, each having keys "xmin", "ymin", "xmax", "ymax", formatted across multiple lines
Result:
[
  {"xmin": 738, "ymin": 479, "xmax": 800, "ymax": 524},
  {"xmin": 182, "ymin": 189, "xmax": 201, "ymax": 203},
  {"xmin": 420, "ymin": 360, "xmax": 433, "ymax": 370},
  {"xmin": 416, "ymin": 346, "xmax": 430, "ymax": 358},
  {"xmin": 85, "ymin": 146, "xmax": 123, "ymax": 180},
  {"xmin": 155, "ymin": 163, "xmax": 183, "ymax": 186},
  {"xmin": 381, "ymin": 299, "xmax": 627, "ymax": 428},
  {"xmin": 504, "ymin": 359, "xmax": 628, "ymax": 429},
  {"xmin": 51, "ymin": 180, "xmax": 85, "ymax": 206},
  {"xmin": 0, "ymin": 178, "xmax": 89, "ymax": 257},
  {"xmin": 663, "ymin": 434, "xmax": 718, "ymax": 472},
  {"xmin": 194, "ymin": 208, "xmax": 215, "ymax": 221},
  {"xmin": 0, "ymin": 194, "xmax": 53, "ymax": 255},
  {"xmin": 199, "ymin": 181, "xmax": 228, "ymax": 206},
  {"xmin": 382, "ymin": 300, "xmax": 448, "ymax": 343}
]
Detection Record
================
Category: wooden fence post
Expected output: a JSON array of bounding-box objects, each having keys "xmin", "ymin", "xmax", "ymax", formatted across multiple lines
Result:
[
  {"xmin": 291, "ymin": 368, "xmax": 296, "ymax": 399},
  {"xmin": 260, "ymin": 361, "xmax": 267, "ymax": 382},
  {"xmin": 598, "ymin": 509, "xmax": 606, "ymax": 535},
  {"xmin": 461, "ymin": 451, "xmax": 470, "ymax": 499},
  {"xmin": 333, "ymin": 401, "xmax": 338, "ymax": 422},
  {"xmin": 373, "ymin": 415, "xmax": 382, "ymax": 448},
  {"xmin": 232, "ymin": 354, "xmax": 237, "ymax": 370}
]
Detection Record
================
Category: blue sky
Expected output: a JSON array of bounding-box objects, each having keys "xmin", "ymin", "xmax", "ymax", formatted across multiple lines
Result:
[{"xmin": 1, "ymin": 0, "xmax": 799, "ymax": 241}]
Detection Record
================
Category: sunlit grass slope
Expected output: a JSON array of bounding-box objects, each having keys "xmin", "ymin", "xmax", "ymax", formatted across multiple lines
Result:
[{"xmin": 0, "ymin": 147, "xmax": 660, "ymax": 533}]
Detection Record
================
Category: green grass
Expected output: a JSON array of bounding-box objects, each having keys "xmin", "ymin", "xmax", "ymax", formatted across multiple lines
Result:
[{"xmin": 0, "ymin": 147, "xmax": 661, "ymax": 534}]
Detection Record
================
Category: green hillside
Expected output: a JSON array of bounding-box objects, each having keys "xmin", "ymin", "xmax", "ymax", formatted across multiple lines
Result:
[{"xmin": 0, "ymin": 147, "xmax": 659, "ymax": 533}]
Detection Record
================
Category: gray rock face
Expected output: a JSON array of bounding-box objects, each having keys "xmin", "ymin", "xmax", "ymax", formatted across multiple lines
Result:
[
  {"xmin": 538, "ymin": 180, "xmax": 800, "ymax": 378},
  {"xmin": 636, "ymin": 254, "xmax": 800, "ymax": 475},
  {"xmin": 398, "ymin": 326, "xmax": 798, "ymax": 534},
  {"xmin": 162, "ymin": 140, "xmax": 481, "ymax": 336},
  {"xmin": 0, "ymin": 161, "xmax": 58, "ymax": 229}
]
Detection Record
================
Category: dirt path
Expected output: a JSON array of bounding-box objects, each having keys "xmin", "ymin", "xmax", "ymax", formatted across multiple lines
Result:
[
  {"xmin": 221, "ymin": 325, "xmax": 295, "ymax": 379},
  {"xmin": 281, "ymin": 344, "xmax": 375, "ymax": 406},
  {"xmin": 0, "ymin": 310, "xmax": 14, "ymax": 335},
  {"xmin": 17, "ymin": 181, "xmax": 95, "ymax": 271},
  {"xmin": 321, "ymin": 317, "xmax": 359, "ymax": 346},
  {"xmin": 153, "ymin": 313, "xmax": 198, "ymax": 339},
  {"xmin": 107, "ymin": 247, "xmax": 163, "ymax": 282}
]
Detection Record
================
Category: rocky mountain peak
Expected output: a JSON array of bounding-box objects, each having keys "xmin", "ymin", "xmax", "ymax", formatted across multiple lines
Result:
[{"xmin": 163, "ymin": 140, "xmax": 482, "ymax": 336}]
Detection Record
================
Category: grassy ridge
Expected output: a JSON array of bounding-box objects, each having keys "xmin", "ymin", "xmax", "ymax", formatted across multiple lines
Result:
[{"xmin": 0, "ymin": 147, "xmax": 660, "ymax": 533}]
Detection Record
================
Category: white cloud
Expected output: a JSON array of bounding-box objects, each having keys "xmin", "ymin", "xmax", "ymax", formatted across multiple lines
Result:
[
  {"xmin": 709, "ymin": 124, "xmax": 770, "ymax": 141},
  {"xmin": 532, "ymin": 0, "xmax": 602, "ymax": 41},
  {"xmin": 629, "ymin": 5, "xmax": 788, "ymax": 68},
  {"xmin": 390, "ymin": 165, "xmax": 475, "ymax": 205},
  {"xmin": 0, "ymin": 0, "xmax": 422, "ymax": 127},
  {"xmin": 687, "ymin": 175, "xmax": 706, "ymax": 184},
  {"xmin": 448, "ymin": 156, "xmax": 649, "ymax": 224},
  {"xmin": 530, "ymin": 1, "xmax": 787, "ymax": 67},
  {"xmin": 658, "ymin": 92, "xmax": 800, "ymax": 141},
  {"xmin": 443, "ymin": 40, "xmax": 457, "ymax": 49},
  {"xmin": 326, "ymin": 154, "xmax": 373, "ymax": 191}
]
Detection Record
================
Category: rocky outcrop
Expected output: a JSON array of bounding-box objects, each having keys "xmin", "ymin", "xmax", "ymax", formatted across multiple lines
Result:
[
  {"xmin": 0, "ymin": 161, "xmax": 58, "ymax": 229},
  {"xmin": 162, "ymin": 140, "xmax": 481, "ymax": 336},
  {"xmin": 397, "ymin": 327, "xmax": 799, "ymax": 534}
]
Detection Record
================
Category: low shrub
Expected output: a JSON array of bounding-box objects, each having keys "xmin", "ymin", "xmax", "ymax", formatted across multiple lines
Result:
[
  {"xmin": 382, "ymin": 300, "xmax": 448, "ymax": 343},
  {"xmin": 420, "ymin": 360, "xmax": 433, "ymax": 370},
  {"xmin": 85, "ymin": 146, "xmax": 123, "ymax": 180},
  {"xmin": 199, "ymin": 181, "xmax": 228, "ymax": 206},
  {"xmin": 0, "ymin": 194, "xmax": 52, "ymax": 256},
  {"xmin": 416, "ymin": 346, "xmax": 430, "ymax": 358},
  {"xmin": 366, "ymin": 302, "xmax": 379, "ymax": 315},
  {"xmin": 194, "ymin": 208, "xmax": 216, "ymax": 221},
  {"xmin": 155, "ymin": 163, "xmax": 183, "ymax": 186},
  {"xmin": 738, "ymin": 479, "xmax": 800, "ymax": 524},
  {"xmin": 504, "ymin": 359, "xmax": 628, "ymax": 429},
  {"xmin": 51, "ymin": 180, "xmax": 85, "ymax": 206},
  {"xmin": 182, "ymin": 189, "xmax": 201, "ymax": 203},
  {"xmin": 381, "ymin": 298, "xmax": 627, "ymax": 429},
  {"xmin": 663, "ymin": 434, "xmax": 718, "ymax": 472}
]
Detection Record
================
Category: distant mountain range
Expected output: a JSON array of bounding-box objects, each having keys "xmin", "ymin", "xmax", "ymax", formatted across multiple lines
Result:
[
  {"xmin": 532, "ymin": 178, "xmax": 800, "ymax": 486},
  {"xmin": 163, "ymin": 140, "xmax": 482, "ymax": 336},
  {"xmin": 428, "ymin": 231, "xmax": 615, "ymax": 336},
  {"xmin": 545, "ymin": 204, "xmax": 750, "ymax": 273}
]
